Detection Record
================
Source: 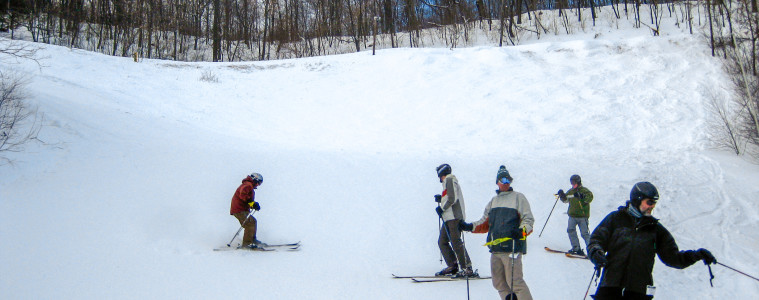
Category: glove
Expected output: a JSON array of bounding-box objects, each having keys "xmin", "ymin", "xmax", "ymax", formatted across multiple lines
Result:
[
  {"xmin": 558, "ymin": 189, "xmax": 567, "ymax": 201},
  {"xmin": 590, "ymin": 249, "xmax": 608, "ymax": 269},
  {"xmin": 434, "ymin": 194, "xmax": 442, "ymax": 203},
  {"xmin": 696, "ymin": 248, "xmax": 716, "ymax": 265},
  {"xmin": 435, "ymin": 206, "xmax": 444, "ymax": 217},
  {"xmin": 250, "ymin": 202, "xmax": 260, "ymax": 211},
  {"xmin": 459, "ymin": 221, "xmax": 474, "ymax": 232}
]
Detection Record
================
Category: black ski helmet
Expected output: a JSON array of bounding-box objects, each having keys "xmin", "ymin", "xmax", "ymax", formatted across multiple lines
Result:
[
  {"xmin": 630, "ymin": 181, "xmax": 658, "ymax": 207},
  {"xmin": 436, "ymin": 164, "xmax": 452, "ymax": 178},
  {"xmin": 570, "ymin": 174, "xmax": 582, "ymax": 185}
]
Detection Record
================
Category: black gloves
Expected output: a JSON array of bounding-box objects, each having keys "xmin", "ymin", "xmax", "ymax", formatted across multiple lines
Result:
[
  {"xmin": 459, "ymin": 221, "xmax": 474, "ymax": 232},
  {"xmin": 251, "ymin": 202, "xmax": 260, "ymax": 211},
  {"xmin": 696, "ymin": 248, "xmax": 716, "ymax": 264},
  {"xmin": 590, "ymin": 249, "xmax": 608, "ymax": 269},
  {"xmin": 686, "ymin": 248, "xmax": 716, "ymax": 265},
  {"xmin": 558, "ymin": 189, "xmax": 567, "ymax": 201},
  {"xmin": 434, "ymin": 194, "xmax": 442, "ymax": 203},
  {"xmin": 435, "ymin": 206, "xmax": 444, "ymax": 217}
]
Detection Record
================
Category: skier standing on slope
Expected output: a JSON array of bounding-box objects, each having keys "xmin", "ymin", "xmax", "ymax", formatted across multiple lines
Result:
[
  {"xmin": 459, "ymin": 165, "xmax": 535, "ymax": 300},
  {"xmin": 557, "ymin": 174, "xmax": 594, "ymax": 256},
  {"xmin": 433, "ymin": 163, "xmax": 475, "ymax": 277},
  {"xmin": 587, "ymin": 181, "xmax": 716, "ymax": 300},
  {"xmin": 229, "ymin": 172, "xmax": 264, "ymax": 249}
]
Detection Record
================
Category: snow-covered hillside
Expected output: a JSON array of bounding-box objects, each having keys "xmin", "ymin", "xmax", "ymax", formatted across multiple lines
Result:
[{"xmin": 2, "ymin": 9, "xmax": 759, "ymax": 300}]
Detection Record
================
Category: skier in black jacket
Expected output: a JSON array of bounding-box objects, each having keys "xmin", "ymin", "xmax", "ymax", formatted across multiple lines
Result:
[{"xmin": 587, "ymin": 182, "xmax": 716, "ymax": 300}]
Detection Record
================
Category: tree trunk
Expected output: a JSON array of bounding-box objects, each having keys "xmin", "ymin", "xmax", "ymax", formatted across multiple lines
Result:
[
  {"xmin": 707, "ymin": 0, "xmax": 714, "ymax": 56},
  {"xmin": 212, "ymin": 0, "xmax": 221, "ymax": 61}
]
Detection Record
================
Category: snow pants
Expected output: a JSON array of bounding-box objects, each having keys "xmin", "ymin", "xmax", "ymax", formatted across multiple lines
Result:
[
  {"xmin": 438, "ymin": 219, "xmax": 471, "ymax": 270},
  {"xmin": 233, "ymin": 212, "xmax": 257, "ymax": 246},
  {"xmin": 491, "ymin": 252, "xmax": 533, "ymax": 300},
  {"xmin": 568, "ymin": 216, "xmax": 590, "ymax": 251}
]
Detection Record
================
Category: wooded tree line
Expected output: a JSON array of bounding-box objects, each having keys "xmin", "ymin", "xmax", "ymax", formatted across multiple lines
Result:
[
  {"xmin": 2, "ymin": 0, "xmax": 686, "ymax": 61},
  {"xmin": 2, "ymin": 0, "xmax": 759, "ymax": 159}
]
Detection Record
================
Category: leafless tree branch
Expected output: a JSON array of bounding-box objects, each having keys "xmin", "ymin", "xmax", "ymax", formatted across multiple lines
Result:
[
  {"xmin": 0, "ymin": 69, "xmax": 43, "ymax": 165},
  {"xmin": 704, "ymin": 87, "xmax": 743, "ymax": 155}
]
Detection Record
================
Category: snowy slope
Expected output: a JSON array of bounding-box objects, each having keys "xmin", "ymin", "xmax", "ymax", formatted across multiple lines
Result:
[{"xmin": 2, "ymin": 10, "xmax": 759, "ymax": 300}]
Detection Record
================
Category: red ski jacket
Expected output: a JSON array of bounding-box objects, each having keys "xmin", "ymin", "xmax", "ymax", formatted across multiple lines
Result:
[{"xmin": 230, "ymin": 177, "xmax": 256, "ymax": 215}]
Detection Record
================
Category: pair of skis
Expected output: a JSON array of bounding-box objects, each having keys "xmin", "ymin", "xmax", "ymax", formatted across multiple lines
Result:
[
  {"xmin": 544, "ymin": 247, "xmax": 589, "ymax": 259},
  {"xmin": 392, "ymin": 274, "xmax": 491, "ymax": 283},
  {"xmin": 214, "ymin": 241, "xmax": 301, "ymax": 252},
  {"xmin": 395, "ymin": 248, "xmax": 585, "ymax": 283}
]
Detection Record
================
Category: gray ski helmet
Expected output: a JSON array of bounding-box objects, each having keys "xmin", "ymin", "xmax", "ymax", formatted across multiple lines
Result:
[
  {"xmin": 436, "ymin": 164, "xmax": 452, "ymax": 178},
  {"xmin": 249, "ymin": 173, "xmax": 263, "ymax": 184},
  {"xmin": 630, "ymin": 181, "xmax": 658, "ymax": 207},
  {"xmin": 570, "ymin": 174, "xmax": 582, "ymax": 185}
]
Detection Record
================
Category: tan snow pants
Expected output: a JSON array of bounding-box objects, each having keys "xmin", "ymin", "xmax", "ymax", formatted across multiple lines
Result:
[
  {"xmin": 491, "ymin": 252, "xmax": 533, "ymax": 300},
  {"xmin": 233, "ymin": 212, "xmax": 257, "ymax": 246}
]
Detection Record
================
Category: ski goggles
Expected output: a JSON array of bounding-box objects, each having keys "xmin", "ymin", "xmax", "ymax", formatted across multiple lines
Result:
[{"xmin": 499, "ymin": 177, "xmax": 511, "ymax": 184}]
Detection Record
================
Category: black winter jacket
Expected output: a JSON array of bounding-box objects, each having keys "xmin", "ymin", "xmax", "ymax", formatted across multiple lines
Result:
[{"xmin": 587, "ymin": 204, "xmax": 701, "ymax": 294}]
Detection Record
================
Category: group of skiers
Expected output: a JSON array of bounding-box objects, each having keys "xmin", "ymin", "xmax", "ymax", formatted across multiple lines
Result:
[
  {"xmin": 225, "ymin": 165, "xmax": 717, "ymax": 300},
  {"xmin": 432, "ymin": 163, "xmax": 716, "ymax": 300}
]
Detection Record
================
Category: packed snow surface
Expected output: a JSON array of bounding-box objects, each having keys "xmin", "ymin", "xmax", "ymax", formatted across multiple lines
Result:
[{"xmin": 2, "ymin": 11, "xmax": 759, "ymax": 300}]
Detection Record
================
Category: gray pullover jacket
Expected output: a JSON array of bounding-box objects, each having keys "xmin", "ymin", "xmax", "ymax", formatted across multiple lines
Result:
[{"xmin": 440, "ymin": 175, "xmax": 466, "ymax": 222}]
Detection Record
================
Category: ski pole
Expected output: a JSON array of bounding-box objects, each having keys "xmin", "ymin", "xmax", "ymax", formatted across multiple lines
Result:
[
  {"xmin": 439, "ymin": 217, "xmax": 443, "ymax": 264},
  {"xmin": 460, "ymin": 221, "xmax": 470, "ymax": 300},
  {"xmin": 438, "ymin": 212, "xmax": 455, "ymax": 270},
  {"xmin": 438, "ymin": 202, "xmax": 455, "ymax": 255},
  {"xmin": 507, "ymin": 239, "xmax": 516, "ymax": 300},
  {"xmin": 717, "ymin": 262, "xmax": 759, "ymax": 282},
  {"xmin": 583, "ymin": 267, "xmax": 600, "ymax": 300},
  {"xmin": 538, "ymin": 194, "xmax": 560, "ymax": 237},
  {"xmin": 440, "ymin": 216, "xmax": 454, "ymax": 249},
  {"xmin": 227, "ymin": 210, "xmax": 256, "ymax": 247},
  {"xmin": 439, "ymin": 205, "xmax": 472, "ymax": 300}
]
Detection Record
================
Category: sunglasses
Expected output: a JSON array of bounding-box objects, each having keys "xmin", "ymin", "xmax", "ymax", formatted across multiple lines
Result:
[
  {"xmin": 645, "ymin": 199, "xmax": 657, "ymax": 205},
  {"xmin": 499, "ymin": 177, "xmax": 511, "ymax": 184}
]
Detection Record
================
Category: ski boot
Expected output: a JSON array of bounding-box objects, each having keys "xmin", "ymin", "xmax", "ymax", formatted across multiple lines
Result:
[
  {"xmin": 435, "ymin": 266, "xmax": 458, "ymax": 277},
  {"xmin": 568, "ymin": 248, "xmax": 586, "ymax": 256},
  {"xmin": 253, "ymin": 239, "xmax": 269, "ymax": 247},
  {"xmin": 454, "ymin": 267, "xmax": 479, "ymax": 278},
  {"xmin": 238, "ymin": 243, "xmax": 259, "ymax": 250}
]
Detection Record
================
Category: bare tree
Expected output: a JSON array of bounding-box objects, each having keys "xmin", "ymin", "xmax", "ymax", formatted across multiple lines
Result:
[
  {"xmin": 0, "ymin": 39, "xmax": 40, "ymax": 64},
  {"xmin": 705, "ymin": 87, "xmax": 743, "ymax": 155},
  {"xmin": 0, "ymin": 70, "xmax": 42, "ymax": 165},
  {"xmin": 0, "ymin": 39, "xmax": 43, "ymax": 165}
]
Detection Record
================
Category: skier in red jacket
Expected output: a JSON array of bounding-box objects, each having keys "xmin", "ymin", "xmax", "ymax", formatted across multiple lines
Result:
[{"xmin": 230, "ymin": 173, "xmax": 264, "ymax": 248}]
